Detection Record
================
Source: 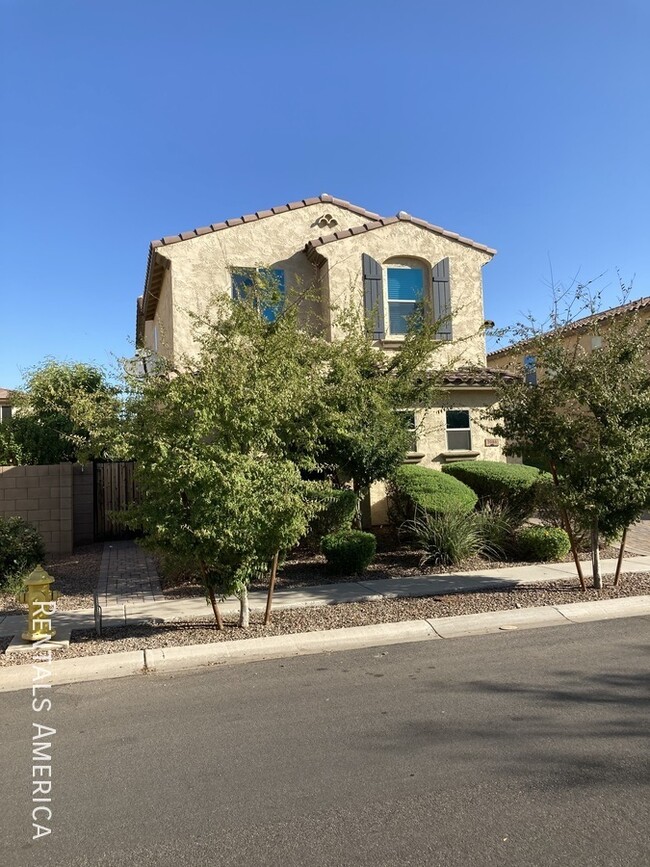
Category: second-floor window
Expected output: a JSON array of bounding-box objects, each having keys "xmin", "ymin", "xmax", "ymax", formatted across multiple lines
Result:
[
  {"xmin": 362, "ymin": 254, "xmax": 452, "ymax": 342},
  {"xmin": 386, "ymin": 265, "xmax": 425, "ymax": 336},
  {"xmin": 524, "ymin": 355, "xmax": 537, "ymax": 385},
  {"xmin": 231, "ymin": 268, "xmax": 285, "ymax": 322},
  {"xmin": 0, "ymin": 406, "xmax": 12, "ymax": 423}
]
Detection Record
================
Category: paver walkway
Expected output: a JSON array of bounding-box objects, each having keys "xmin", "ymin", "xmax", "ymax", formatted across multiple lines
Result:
[
  {"xmin": 96, "ymin": 541, "xmax": 163, "ymax": 605},
  {"xmin": 625, "ymin": 515, "xmax": 650, "ymax": 556}
]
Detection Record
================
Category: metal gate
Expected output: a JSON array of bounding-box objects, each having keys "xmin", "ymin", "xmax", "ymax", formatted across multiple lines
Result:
[{"xmin": 94, "ymin": 461, "xmax": 139, "ymax": 541}]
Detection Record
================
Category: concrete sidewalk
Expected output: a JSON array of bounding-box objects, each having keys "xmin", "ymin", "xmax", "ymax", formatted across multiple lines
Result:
[{"xmin": 1, "ymin": 554, "xmax": 649, "ymax": 641}]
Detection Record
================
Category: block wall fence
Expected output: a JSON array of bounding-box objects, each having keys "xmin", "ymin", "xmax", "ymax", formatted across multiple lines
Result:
[{"xmin": 0, "ymin": 462, "xmax": 94, "ymax": 554}]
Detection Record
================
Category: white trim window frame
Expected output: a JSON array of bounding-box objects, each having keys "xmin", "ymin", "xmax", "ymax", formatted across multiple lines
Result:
[
  {"xmin": 446, "ymin": 409, "xmax": 471, "ymax": 451},
  {"xmin": 384, "ymin": 261, "xmax": 426, "ymax": 337}
]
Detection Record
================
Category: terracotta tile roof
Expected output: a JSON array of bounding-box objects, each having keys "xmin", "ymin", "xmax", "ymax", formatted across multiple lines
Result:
[
  {"xmin": 487, "ymin": 295, "xmax": 650, "ymax": 360},
  {"xmin": 142, "ymin": 195, "xmax": 496, "ymax": 320},
  {"xmin": 0, "ymin": 388, "xmax": 14, "ymax": 402},
  {"xmin": 305, "ymin": 215, "xmax": 496, "ymax": 259},
  {"xmin": 148, "ymin": 195, "xmax": 384, "ymax": 251},
  {"xmin": 441, "ymin": 367, "xmax": 520, "ymax": 387}
]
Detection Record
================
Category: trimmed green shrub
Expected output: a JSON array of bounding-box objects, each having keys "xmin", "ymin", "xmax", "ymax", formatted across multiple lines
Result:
[
  {"xmin": 321, "ymin": 530, "xmax": 377, "ymax": 574},
  {"xmin": 389, "ymin": 465, "xmax": 478, "ymax": 525},
  {"xmin": 0, "ymin": 516, "xmax": 45, "ymax": 591},
  {"xmin": 306, "ymin": 487, "xmax": 357, "ymax": 542},
  {"xmin": 515, "ymin": 525, "xmax": 571, "ymax": 562},
  {"xmin": 442, "ymin": 461, "xmax": 550, "ymax": 518}
]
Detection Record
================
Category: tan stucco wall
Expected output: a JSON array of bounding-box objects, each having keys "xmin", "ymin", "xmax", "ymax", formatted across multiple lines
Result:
[
  {"xmin": 152, "ymin": 266, "xmax": 174, "ymax": 361},
  {"xmin": 144, "ymin": 202, "xmax": 492, "ymax": 368},
  {"xmin": 145, "ymin": 202, "xmax": 358, "ymax": 360},
  {"xmin": 317, "ymin": 221, "xmax": 490, "ymax": 367}
]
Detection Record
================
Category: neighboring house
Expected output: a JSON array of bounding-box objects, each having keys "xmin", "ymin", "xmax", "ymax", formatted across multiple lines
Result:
[
  {"xmin": 0, "ymin": 388, "xmax": 14, "ymax": 423},
  {"xmin": 487, "ymin": 295, "xmax": 650, "ymax": 378},
  {"xmin": 135, "ymin": 194, "xmax": 514, "ymax": 523}
]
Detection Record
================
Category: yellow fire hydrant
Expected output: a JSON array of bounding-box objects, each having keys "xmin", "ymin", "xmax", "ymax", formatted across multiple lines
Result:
[{"xmin": 16, "ymin": 565, "xmax": 60, "ymax": 642}]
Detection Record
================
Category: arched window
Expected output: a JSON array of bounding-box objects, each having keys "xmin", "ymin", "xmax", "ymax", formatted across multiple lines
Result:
[{"xmin": 383, "ymin": 257, "xmax": 430, "ymax": 337}]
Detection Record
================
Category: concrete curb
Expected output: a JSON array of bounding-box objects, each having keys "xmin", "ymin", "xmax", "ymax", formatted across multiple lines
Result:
[{"xmin": 1, "ymin": 596, "xmax": 649, "ymax": 693}]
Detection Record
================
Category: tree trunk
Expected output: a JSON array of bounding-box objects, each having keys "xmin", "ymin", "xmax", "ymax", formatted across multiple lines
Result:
[
  {"xmin": 549, "ymin": 462, "xmax": 586, "ymax": 591},
  {"xmin": 238, "ymin": 584, "xmax": 250, "ymax": 628},
  {"xmin": 591, "ymin": 520, "xmax": 602, "ymax": 589},
  {"xmin": 614, "ymin": 527, "xmax": 628, "ymax": 587},
  {"xmin": 208, "ymin": 586, "xmax": 224, "ymax": 630},
  {"xmin": 351, "ymin": 481, "xmax": 365, "ymax": 530},
  {"xmin": 263, "ymin": 552, "xmax": 280, "ymax": 627}
]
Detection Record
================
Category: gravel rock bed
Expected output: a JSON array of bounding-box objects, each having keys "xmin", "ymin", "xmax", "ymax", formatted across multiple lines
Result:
[
  {"xmin": 2, "ymin": 572, "xmax": 648, "ymax": 666},
  {"xmin": 163, "ymin": 545, "xmax": 631, "ymax": 598},
  {"xmin": 0, "ymin": 543, "xmax": 103, "ymax": 614}
]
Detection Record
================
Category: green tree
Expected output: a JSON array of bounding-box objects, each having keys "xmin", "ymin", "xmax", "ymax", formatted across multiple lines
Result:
[
  {"xmin": 116, "ymin": 270, "xmax": 468, "ymax": 621},
  {"xmin": 0, "ymin": 360, "xmax": 118, "ymax": 465},
  {"xmin": 318, "ymin": 304, "xmax": 451, "ymax": 522},
  {"xmin": 119, "ymin": 288, "xmax": 326, "ymax": 627},
  {"xmin": 492, "ymin": 299, "xmax": 650, "ymax": 588}
]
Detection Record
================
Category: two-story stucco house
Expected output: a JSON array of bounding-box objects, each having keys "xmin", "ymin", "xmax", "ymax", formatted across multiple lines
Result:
[{"xmin": 135, "ymin": 194, "xmax": 512, "ymax": 523}]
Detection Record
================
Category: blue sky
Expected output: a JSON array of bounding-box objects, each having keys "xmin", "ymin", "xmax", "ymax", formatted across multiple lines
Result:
[{"xmin": 1, "ymin": 0, "xmax": 648, "ymax": 388}]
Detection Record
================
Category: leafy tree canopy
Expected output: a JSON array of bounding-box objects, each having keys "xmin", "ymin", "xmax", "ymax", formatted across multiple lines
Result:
[
  {"xmin": 0, "ymin": 360, "xmax": 118, "ymax": 465},
  {"xmin": 492, "ymin": 282, "xmax": 650, "ymax": 586}
]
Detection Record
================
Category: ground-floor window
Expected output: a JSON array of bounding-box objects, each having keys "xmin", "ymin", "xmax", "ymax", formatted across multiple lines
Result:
[
  {"xmin": 397, "ymin": 410, "xmax": 418, "ymax": 452},
  {"xmin": 446, "ymin": 409, "xmax": 471, "ymax": 450}
]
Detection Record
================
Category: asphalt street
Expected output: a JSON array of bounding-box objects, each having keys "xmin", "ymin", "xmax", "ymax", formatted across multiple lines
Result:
[{"xmin": 1, "ymin": 617, "xmax": 649, "ymax": 867}]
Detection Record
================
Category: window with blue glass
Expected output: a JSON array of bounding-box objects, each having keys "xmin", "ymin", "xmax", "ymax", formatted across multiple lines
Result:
[
  {"xmin": 231, "ymin": 268, "xmax": 285, "ymax": 322},
  {"xmin": 524, "ymin": 355, "xmax": 537, "ymax": 386},
  {"xmin": 387, "ymin": 267, "xmax": 424, "ymax": 335}
]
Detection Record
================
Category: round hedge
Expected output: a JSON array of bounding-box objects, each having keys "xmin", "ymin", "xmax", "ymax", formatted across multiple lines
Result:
[
  {"xmin": 516, "ymin": 525, "xmax": 571, "ymax": 562},
  {"xmin": 442, "ymin": 460, "xmax": 550, "ymax": 518},
  {"xmin": 389, "ymin": 465, "xmax": 478, "ymax": 523},
  {"xmin": 321, "ymin": 530, "xmax": 377, "ymax": 575}
]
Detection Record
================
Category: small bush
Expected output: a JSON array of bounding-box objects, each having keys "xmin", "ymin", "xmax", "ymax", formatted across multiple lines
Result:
[
  {"xmin": 442, "ymin": 461, "xmax": 550, "ymax": 519},
  {"xmin": 321, "ymin": 530, "xmax": 377, "ymax": 574},
  {"xmin": 306, "ymin": 487, "xmax": 357, "ymax": 542},
  {"xmin": 389, "ymin": 465, "xmax": 478, "ymax": 525},
  {"xmin": 515, "ymin": 526, "xmax": 571, "ymax": 562},
  {"xmin": 0, "ymin": 516, "xmax": 45, "ymax": 591},
  {"xmin": 402, "ymin": 509, "xmax": 500, "ymax": 567}
]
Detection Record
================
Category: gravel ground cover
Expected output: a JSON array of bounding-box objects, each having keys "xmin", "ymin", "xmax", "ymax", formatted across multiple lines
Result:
[
  {"xmin": 163, "ymin": 544, "xmax": 631, "ymax": 598},
  {"xmin": 2, "ymin": 571, "xmax": 648, "ymax": 666},
  {"xmin": 0, "ymin": 543, "xmax": 103, "ymax": 614}
]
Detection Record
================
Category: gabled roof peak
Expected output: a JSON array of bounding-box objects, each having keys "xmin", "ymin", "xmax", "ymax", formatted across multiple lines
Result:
[
  {"xmin": 148, "ymin": 194, "xmax": 495, "ymax": 256},
  {"xmin": 305, "ymin": 215, "xmax": 496, "ymax": 257}
]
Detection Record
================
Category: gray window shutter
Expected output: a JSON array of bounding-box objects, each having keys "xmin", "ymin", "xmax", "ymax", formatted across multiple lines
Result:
[
  {"xmin": 362, "ymin": 253, "xmax": 385, "ymax": 340},
  {"xmin": 432, "ymin": 257, "xmax": 452, "ymax": 340}
]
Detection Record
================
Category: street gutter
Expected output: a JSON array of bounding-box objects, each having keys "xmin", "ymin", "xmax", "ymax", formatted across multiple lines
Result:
[{"xmin": 1, "ymin": 594, "xmax": 649, "ymax": 693}]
